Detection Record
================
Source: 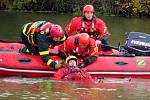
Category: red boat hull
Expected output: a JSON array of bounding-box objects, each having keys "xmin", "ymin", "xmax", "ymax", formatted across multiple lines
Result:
[{"xmin": 1, "ymin": 42, "xmax": 150, "ymax": 79}]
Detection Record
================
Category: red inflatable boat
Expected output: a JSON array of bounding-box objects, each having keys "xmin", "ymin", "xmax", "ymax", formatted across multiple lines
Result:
[{"xmin": 0, "ymin": 41, "xmax": 150, "ymax": 79}]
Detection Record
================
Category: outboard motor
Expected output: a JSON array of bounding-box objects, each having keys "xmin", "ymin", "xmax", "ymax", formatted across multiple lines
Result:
[{"xmin": 124, "ymin": 32, "xmax": 150, "ymax": 56}]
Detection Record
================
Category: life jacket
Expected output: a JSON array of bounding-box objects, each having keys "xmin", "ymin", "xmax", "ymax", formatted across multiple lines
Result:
[
  {"xmin": 61, "ymin": 35, "xmax": 97, "ymax": 59},
  {"xmin": 80, "ymin": 16, "xmax": 100, "ymax": 40},
  {"xmin": 22, "ymin": 21, "xmax": 47, "ymax": 46},
  {"xmin": 62, "ymin": 66, "xmax": 92, "ymax": 80}
]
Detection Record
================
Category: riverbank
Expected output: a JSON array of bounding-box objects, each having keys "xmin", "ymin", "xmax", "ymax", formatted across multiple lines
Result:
[
  {"xmin": 0, "ymin": 10, "xmax": 149, "ymax": 18},
  {"xmin": 0, "ymin": 0, "xmax": 149, "ymax": 17}
]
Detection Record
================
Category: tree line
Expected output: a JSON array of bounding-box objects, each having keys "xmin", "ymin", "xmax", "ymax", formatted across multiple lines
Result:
[{"xmin": 0, "ymin": 0, "xmax": 149, "ymax": 16}]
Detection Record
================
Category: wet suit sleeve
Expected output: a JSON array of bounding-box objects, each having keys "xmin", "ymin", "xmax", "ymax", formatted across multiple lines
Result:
[
  {"xmin": 79, "ymin": 39, "xmax": 98, "ymax": 68},
  {"xmin": 53, "ymin": 68, "xmax": 67, "ymax": 80},
  {"xmin": 36, "ymin": 31, "xmax": 56, "ymax": 68},
  {"xmin": 78, "ymin": 56, "xmax": 97, "ymax": 68},
  {"xmin": 100, "ymin": 34, "xmax": 112, "ymax": 51},
  {"xmin": 100, "ymin": 34, "xmax": 110, "ymax": 42},
  {"xmin": 65, "ymin": 18, "xmax": 77, "ymax": 36},
  {"xmin": 96, "ymin": 18, "xmax": 110, "ymax": 39},
  {"xmin": 58, "ymin": 40, "xmax": 72, "ymax": 60}
]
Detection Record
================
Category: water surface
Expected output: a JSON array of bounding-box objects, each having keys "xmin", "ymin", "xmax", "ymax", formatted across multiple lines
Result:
[
  {"xmin": 0, "ymin": 11, "xmax": 149, "ymax": 46},
  {"xmin": 0, "ymin": 77, "xmax": 150, "ymax": 100}
]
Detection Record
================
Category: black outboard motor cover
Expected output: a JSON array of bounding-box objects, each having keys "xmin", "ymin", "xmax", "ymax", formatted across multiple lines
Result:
[{"xmin": 125, "ymin": 32, "xmax": 150, "ymax": 56}]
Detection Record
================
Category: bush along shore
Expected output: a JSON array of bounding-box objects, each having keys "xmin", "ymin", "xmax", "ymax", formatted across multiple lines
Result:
[{"xmin": 0, "ymin": 0, "xmax": 149, "ymax": 16}]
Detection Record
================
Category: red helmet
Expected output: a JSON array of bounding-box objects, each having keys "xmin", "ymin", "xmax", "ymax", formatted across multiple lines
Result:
[
  {"xmin": 50, "ymin": 24, "xmax": 64, "ymax": 38},
  {"xmin": 82, "ymin": 5, "xmax": 94, "ymax": 15},
  {"xmin": 78, "ymin": 33, "xmax": 90, "ymax": 46}
]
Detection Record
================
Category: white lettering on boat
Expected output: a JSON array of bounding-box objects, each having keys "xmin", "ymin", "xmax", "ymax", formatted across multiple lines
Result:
[{"xmin": 131, "ymin": 40, "xmax": 150, "ymax": 47}]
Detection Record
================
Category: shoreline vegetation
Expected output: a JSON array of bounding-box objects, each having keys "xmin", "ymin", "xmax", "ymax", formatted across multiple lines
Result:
[{"xmin": 0, "ymin": 0, "xmax": 149, "ymax": 17}]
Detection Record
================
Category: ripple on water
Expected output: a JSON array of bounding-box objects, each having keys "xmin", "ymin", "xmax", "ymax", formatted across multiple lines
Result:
[{"xmin": 0, "ymin": 92, "xmax": 13, "ymax": 97}]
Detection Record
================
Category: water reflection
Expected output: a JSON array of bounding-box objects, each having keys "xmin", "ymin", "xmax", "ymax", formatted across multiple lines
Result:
[{"xmin": 0, "ymin": 77, "xmax": 150, "ymax": 100}]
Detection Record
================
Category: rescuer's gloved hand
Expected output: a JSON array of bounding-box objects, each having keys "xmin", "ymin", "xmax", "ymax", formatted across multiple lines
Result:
[
  {"xmin": 78, "ymin": 63, "xmax": 85, "ymax": 68},
  {"xmin": 55, "ymin": 61, "xmax": 63, "ymax": 69},
  {"xmin": 96, "ymin": 40, "xmax": 102, "ymax": 46}
]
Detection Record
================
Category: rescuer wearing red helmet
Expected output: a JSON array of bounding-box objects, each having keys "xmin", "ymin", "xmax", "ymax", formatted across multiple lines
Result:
[
  {"xmin": 20, "ymin": 21, "xmax": 66, "ymax": 69},
  {"xmin": 58, "ymin": 33, "xmax": 98, "ymax": 68},
  {"xmin": 65, "ymin": 4, "xmax": 112, "ymax": 52}
]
